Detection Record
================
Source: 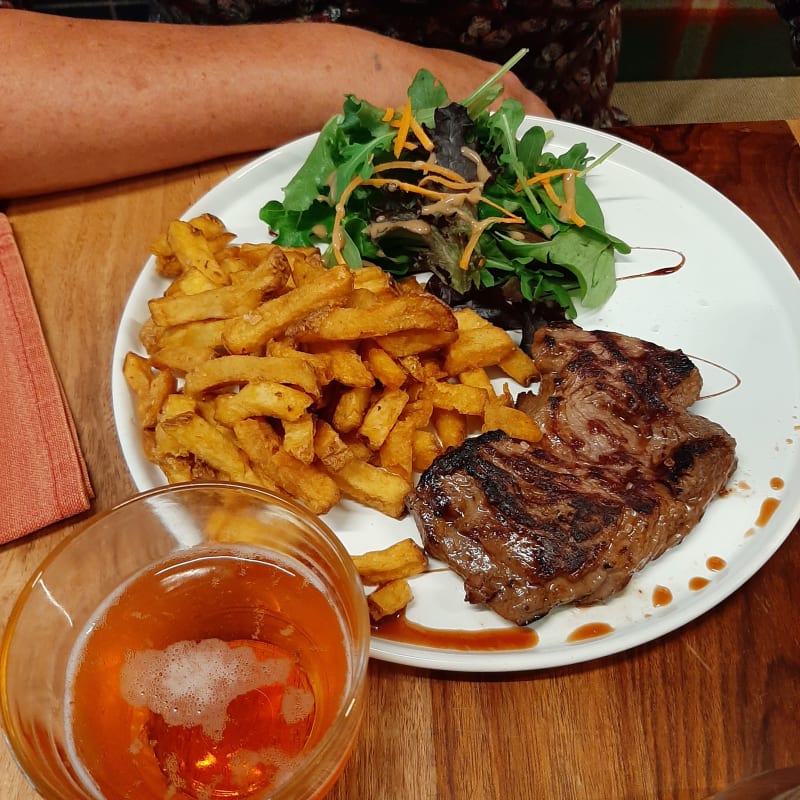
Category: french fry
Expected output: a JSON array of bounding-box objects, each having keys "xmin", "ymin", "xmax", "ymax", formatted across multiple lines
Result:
[
  {"xmin": 313, "ymin": 420, "xmax": 355, "ymax": 472},
  {"xmin": 329, "ymin": 458, "xmax": 411, "ymax": 518},
  {"xmin": 432, "ymin": 407, "xmax": 467, "ymax": 451},
  {"xmin": 214, "ymin": 381, "xmax": 314, "ymax": 426},
  {"xmin": 372, "ymin": 328, "xmax": 458, "ymax": 357},
  {"xmin": 233, "ymin": 419, "xmax": 340, "ymax": 515},
  {"xmin": 332, "ymin": 385, "xmax": 373, "ymax": 434},
  {"xmin": 358, "ymin": 388, "xmax": 410, "ymax": 449},
  {"xmin": 184, "ymin": 355, "xmax": 320, "ymax": 398},
  {"xmin": 411, "ymin": 429, "xmax": 442, "ymax": 472},
  {"xmin": 367, "ymin": 579, "xmax": 414, "ymax": 621},
  {"xmin": 379, "ymin": 419, "xmax": 415, "ymax": 482},
  {"xmin": 166, "ymin": 219, "xmax": 227, "ymax": 285},
  {"xmin": 156, "ymin": 412, "xmax": 254, "ymax": 483},
  {"xmin": 424, "ymin": 380, "xmax": 487, "ymax": 417},
  {"xmin": 148, "ymin": 248, "xmax": 290, "ymax": 327},
  {"xmin": 482, "ymin": 403, "xmax": 543, "ymax": 443},
  {"xmin": 444, "ymin": 326, "xmax": 517, "ymax": 376},
  {"xmin": 289, "ymin": 294, "xmax": 457, "ymax": 342},
  {"xmin": 223, "ymin": 263, "xmax": 354, "ymax": 354},
  {"xmin": 362, "ymin": 343, "xmax": 409, "ymax": 390},
  {"xmin": 122, "ymin": 353, "xmax": 177, "ymax": 429},
  {"xmin": 498, "ymin": 346, "xmax": 539, "ymax": 386},
  {"xmin": 352, "ymin": 538, "xmax": 428, "ymax": 585},
  {"xmin": 282, "ymin": 414, "xmax": 316, "ymax": 464}
]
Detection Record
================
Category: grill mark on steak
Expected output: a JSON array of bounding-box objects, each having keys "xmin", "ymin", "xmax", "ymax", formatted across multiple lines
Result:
[{"xmin": 406, "ymin": 322, "xmax": 737, "ymax": 625}]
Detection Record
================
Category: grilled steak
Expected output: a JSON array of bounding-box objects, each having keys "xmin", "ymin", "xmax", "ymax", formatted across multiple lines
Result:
[{"xmin": 406, "ymin": 322, "xmax": 737, "ymax": 625}]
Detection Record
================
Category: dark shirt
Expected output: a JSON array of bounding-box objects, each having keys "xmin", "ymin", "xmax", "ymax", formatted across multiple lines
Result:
[{"xmin": 149, "ymin": 0, "xmax": 627, "ymax": 128}]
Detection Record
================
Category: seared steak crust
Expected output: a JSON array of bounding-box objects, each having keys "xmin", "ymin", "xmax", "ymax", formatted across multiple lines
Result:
[{"xmin": 405, "ymin": 323, "xmax": 737, "ymax": 625}]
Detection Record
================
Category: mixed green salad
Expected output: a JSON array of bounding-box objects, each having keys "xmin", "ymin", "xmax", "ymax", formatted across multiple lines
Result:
[{"xmin": 261, "ymin": 51, "xmax": 629, "ymax": 321}]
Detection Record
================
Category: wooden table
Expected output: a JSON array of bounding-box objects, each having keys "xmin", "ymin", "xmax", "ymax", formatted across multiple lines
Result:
[{"xmin": 1, "ymin": 120, "xmax": 799, "ymax": 800}]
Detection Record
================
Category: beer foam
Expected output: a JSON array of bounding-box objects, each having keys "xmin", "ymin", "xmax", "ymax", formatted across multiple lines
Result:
[
  {"xmin": 280, "ymin": 684, "xmax": 315, "ymax": 725},
  {"xmin": 119, "ymin": 638, "xmax": 292, "ymax": 740}
]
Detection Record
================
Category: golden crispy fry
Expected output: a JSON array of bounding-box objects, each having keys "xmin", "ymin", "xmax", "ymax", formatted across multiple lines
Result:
[
  {"xmin": 214, "ymin": 381, "xmax": 314, "ymax": 426},
  {"xmin": 401, "ymin": 398, "xmax": 434, "ymax": 429},
  {"xmin": 352, "ymin": 265, "xmax": 398, "ymax": 296},
  {"xmin": 148, "ymin": 345, "xmax": 217, "ymax": 375},
  {"xmin": 458, "ymin": 366, "xmax": 495, "ymax": 394},
  {"xmin": 444, "ymin": 326, "xmax": 517, "ymax": 376},
  {"xmin": 379, "ymin": 419, "xmax": 415, "ymax": 482},
  {"xmin": 223, "ymin": 263, "xmax": 354, "ymax": 354},
  {"xmin": 285, "ymin": 247, "xmax": 327, "ymax": 285},
  {"xmin": 158, "ymin": 393, "xmax": 197, "ymax": 420},
  {"xmin": 367, "ymin": 579, "xmax": 414, "ymax": 621},
  {"xmin": 332, "ymin": 385, "xmax": 373, "ymax": 434},
  {"xmin": 233, "ymin": 419, "xmax": 340, "ymax": 515},
  {"xmin": 352, "ymin": 538, "xmax": 428, "ymax": 585},
  {"xmin": 147, "ymin": 319, "xmax": 226, "ymax": 354},
  {"xmin": 411, "ymin": 429, "xmax": 442, "ymax": 472},
  {"xmin": 122, "ymin": 352, "xmax": 177, "ymax": 429},
  {"xmin": 498, "ymin": 346, "xmax": 539, "ymax": 386},
  {"xmin": 184, "ymin": 355, "xmax": 320, "ymax": 398},
  {"xmin": 313, "ymin": 420, "xmax": 355, "ymax": 472},
  {"xmin": 166, "ymin": 219, "xmax": 227, "ymax": 285},
  {"xmin": 329, "ymin": 458, "xmax": 411, "ymax": 518},
  {"xmin": 362, "ymin": 343, "xmax": 408, "ymax": 390},
  {"xmin": 432, "ymin": 407, "xmax": 467, "ymax": 451},
  {"xmin": 289, "ymin": 294, "xmax": 456, "ymax": 343},
  {"xmin": 165, "ymin": 266, "xmax": 218, "ymax": 297},
  {"xmin": 370, "ymin": 329, "xmax": 458, "ymax": 357},
  {"xmin": 282, "ymin": 414, "xmax": 316, "ymax": 464},
  {"xmin": 482, "ymin": 403, "xmax": 543, "ymax": 443},
  {"xmin": 149, "ymin": 248, "xmax": 290, "ymax": 327},
  {"xmin": 358, "ymin": 388, "xmax": 410, "ymax": 449},
  {"xmin": 156, "ymin": 412, "xmax": 254, "ymax": 483},
  {"xmin": 424, "ymin": 380, "xmax": 487, "ymax": 417},
  {"xmin": 326, "ymin": 348, "xmax": 375, "ymax": 388}
]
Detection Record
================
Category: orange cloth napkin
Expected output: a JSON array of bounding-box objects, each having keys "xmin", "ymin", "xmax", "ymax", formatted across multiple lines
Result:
[{"xmin": 0, "ymin": 213, "xmax": 94, "ymax": 544}]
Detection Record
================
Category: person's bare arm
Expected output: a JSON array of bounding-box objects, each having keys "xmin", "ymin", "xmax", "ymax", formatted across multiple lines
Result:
[{"xmin": 0, "ymin": 10, "xmax": 552, "ymax": 198}]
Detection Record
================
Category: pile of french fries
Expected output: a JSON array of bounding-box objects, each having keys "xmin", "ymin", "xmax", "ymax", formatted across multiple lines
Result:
[{"xmin": 124, "ymin": 213, "xmax": 543, "ymax": 618}]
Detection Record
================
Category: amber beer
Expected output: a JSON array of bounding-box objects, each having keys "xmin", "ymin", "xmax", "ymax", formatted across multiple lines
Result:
[{"xmin": 64, "ymin": 545, "xmax": 352, "ymax": 799}]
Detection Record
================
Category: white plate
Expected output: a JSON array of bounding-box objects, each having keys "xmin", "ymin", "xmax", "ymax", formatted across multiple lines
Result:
[{"xmin": 112, "ymin": 118, "xmax": 800, "ymax": 673}]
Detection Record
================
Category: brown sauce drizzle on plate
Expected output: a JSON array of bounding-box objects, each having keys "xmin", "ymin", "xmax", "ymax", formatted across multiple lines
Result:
[
  {"xmin": 372, "ymin": 611, "xmax": 539, "ymax": 651},
  {"xmin": 689, "ymin": 577, "xmax": 710, "ymax": 591},
  {"xmin": 618, "ymin": 247, "xmax": 686, "ymax": 280},
  {"xmin": 689, "ymin": 355, "xmax": 742, "ymax": 400},
  {"xmin": 652, "ymin": 585, "xmax": 673, "ymax": 607},
  {"xmin": 706, "ymin": 556, "xmax": 727, "ymax": 572},
  {"xmin": 566, "ymin": 622, "xmax": 614, "ymax": 643},
  {"xmin": 756, "ymin": 497, "xmax": 781, "ymax": 527},
  {"xmin": 770, "ymin": 477, "xmax": 785, "ymax": 491}
]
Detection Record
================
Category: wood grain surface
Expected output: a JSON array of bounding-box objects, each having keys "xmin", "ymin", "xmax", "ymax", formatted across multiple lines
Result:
[{"xmin": 1, "ymin": 121, "xmax": 798, "ymax": 800}]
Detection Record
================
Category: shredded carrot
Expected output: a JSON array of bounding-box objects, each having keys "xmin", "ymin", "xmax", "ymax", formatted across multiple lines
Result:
[
  {"xmin": 541, "ymin": 179, "xmax": 562, "ymax": 207},
  {"xmin": 520, "ymin": 168, "xmax": 579, "ymax": 188},
  {"xmin": 517, "ymin": 168, "xmax": 586, "ymax": 227},
  {"xmin": 458, "ymin": 217, "xmax": 514, "ymax": 271},
  {"xmin": 393, "ymin": 99, "xmax": 413, "ymax": 158},
  {"xmin": 409, "ymin": 116, "xmax": 435, "ymax": 152},
  {"xmin": 373, "ymin": 160, "xmax": 472, "ymax": 187},
  {"xmin": 382, "ymin": 107, "xmax": 395, "ymax": 123}
]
